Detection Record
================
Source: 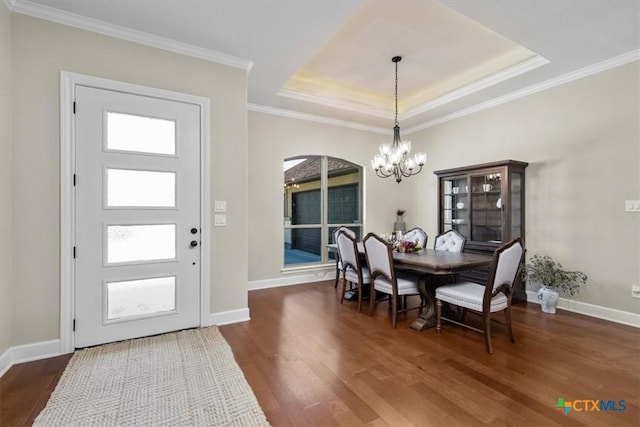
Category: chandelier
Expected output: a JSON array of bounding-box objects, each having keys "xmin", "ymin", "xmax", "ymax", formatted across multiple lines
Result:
[{"xmin": 371, "ymin": 56, "xmax": 426, "ymax": 183}]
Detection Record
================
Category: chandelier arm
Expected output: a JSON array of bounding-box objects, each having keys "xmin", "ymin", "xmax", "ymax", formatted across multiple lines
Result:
[
  {"xmin": 375, "ymin": 168, "xmax": 393, "ymax": 179},
  {"xmin": 397, "ymin": 161, "xmax": 423, "ymax": 178}
]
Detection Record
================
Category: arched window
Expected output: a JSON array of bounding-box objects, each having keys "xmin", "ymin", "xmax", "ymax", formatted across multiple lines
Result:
[{"xmin": 283, "ymin": 156, "xmax": 363, "ymax": 266}]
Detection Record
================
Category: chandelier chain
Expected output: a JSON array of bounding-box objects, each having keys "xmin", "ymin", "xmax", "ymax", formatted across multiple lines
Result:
[{"xmin": 394, "ymin": 59, "xmax": 399, "ymax": 125}]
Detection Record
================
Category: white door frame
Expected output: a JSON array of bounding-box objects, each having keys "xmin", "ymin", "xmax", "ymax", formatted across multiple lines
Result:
[{"xmin": 60, "ymin": 71, "xmax": 211, "ymax": 353}]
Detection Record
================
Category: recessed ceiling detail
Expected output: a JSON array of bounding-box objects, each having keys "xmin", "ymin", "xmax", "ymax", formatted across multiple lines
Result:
[{"xmin": 280, "ymin": 1, "xmax": 547, "ymax": 119}]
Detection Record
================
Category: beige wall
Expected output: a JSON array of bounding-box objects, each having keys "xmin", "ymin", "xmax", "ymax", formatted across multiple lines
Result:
[
  {"xmin": 10, "ymin": 14, "xmax": 249, "ymax": 346},
  {"xmin": 402, "ymin": 61, "xmax": 639, "ymax": 313},
  {"xmin": 0, "ymin": 1, "xmax": 12, "ymax": 355}
]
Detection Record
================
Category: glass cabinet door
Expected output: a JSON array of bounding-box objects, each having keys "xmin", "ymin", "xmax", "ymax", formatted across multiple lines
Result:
[
  {"xmin": 470, "ymin": 172, "xmax": 503, "ymax": 243},
  {"xmin": 510, "ymin": 171, "xmax": 523, "ymax": 239},
  {"xmin": 442, "ymin": 176, "xmax": 470, "ymax": 240}
]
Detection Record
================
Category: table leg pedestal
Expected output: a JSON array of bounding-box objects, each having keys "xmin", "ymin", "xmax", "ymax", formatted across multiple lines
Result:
[{"xmin": 410, "ymin": 277, "xmax": 437, "ymax": 331}]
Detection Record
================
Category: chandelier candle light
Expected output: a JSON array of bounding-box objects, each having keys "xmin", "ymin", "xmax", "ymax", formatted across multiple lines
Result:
[{"xmin": 371, "ymin": 56, "xmax": 426, "ymax": 183}]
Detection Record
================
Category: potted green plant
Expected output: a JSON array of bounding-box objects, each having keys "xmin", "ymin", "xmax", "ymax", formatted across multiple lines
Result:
[{"xmin": 521, "ymin": 255, "xmax": 587, "ymax": 314}]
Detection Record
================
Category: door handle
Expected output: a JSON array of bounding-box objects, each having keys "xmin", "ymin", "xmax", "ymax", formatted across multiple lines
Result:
[{"xmin": 190, "ymin": 240, "xmax": 198, "ymax": 248}]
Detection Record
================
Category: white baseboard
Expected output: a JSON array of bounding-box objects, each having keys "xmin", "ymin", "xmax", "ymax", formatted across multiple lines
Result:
[
  {"xmin": 207, "ymin": 308, "xmax": 250, "ymax": 326},
  {"xmin": 525, "ymin": 291, "xmax": 640, "ymax": 328},
  {"xmin": 249, "ymin": 271, "xmax": 335, "ymax": 291},
  {"xmin": 0, "ymin": 309, "xmax": 252, "ymax": 378},
  {"xmin": 0, "ymin": 339, "xmax": 63, "ymax": 378},
  {"xmin": 0, "ymin": 347, "xmax": 11, "ymax": 378}
]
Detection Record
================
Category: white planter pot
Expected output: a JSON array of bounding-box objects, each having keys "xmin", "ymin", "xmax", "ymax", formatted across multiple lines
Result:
[{"xmin": 537, "ymin": 286, "xmax": 559, "ymax": 314}]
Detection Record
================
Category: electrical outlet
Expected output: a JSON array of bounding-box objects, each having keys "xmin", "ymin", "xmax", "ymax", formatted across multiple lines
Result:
[
  {"xmin": 632, "ymin": 285, "xmax": 640, "ymax": 299},
  {"xmin": 214, "ymin": 214, "xmax": 226, "ymax": 226},
  {"xmin": 625, "ymin": 200, "xmax": 640, "ymax": 212}
]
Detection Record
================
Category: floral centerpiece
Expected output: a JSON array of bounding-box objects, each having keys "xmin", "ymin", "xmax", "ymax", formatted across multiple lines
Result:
[{"xmin": 393, "ymin": 239, "xmax": 422, "ymax": 253}]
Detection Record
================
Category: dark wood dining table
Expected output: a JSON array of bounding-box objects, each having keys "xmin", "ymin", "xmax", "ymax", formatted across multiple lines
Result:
[{"xmin": 327, "ymin": 243, "xmax": 493, "ymax": 330}]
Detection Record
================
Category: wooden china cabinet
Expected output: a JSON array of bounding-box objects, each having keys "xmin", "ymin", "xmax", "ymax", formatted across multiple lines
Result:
[{"xmin": 435, "ymin": 160, "xmax": 528, "ymax": 302}]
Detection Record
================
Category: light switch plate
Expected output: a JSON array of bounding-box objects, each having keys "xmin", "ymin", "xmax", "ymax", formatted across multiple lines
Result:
[
  {"xmin": 625, "ymin": 200, "xmax": 640, "ymax": 212},
  {"xmin": 214, "ymin": 200, "xmax": 227, "ymax": 212},
  {"xmin": 214, "ymin": 214, "xmax": 226, "ymax": 226}
]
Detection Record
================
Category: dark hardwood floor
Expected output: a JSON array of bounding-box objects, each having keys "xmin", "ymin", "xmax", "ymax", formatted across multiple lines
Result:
[{"xmin": 1, "ymin": 280, "xmax": 638, "ymax": 426}]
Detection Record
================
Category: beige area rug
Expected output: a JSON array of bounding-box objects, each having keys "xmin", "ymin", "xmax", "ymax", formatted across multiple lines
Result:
[{"xmin": 33, "ymin": 327, "xmax": 270, "ymax": 427}]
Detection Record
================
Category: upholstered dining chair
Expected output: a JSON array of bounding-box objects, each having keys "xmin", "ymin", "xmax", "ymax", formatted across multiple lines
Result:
[
  {"xmin": 402, "ymin": 227, "xmax": 428, "ymax": 249},
  {"xmin": 435, "ymin": 238, "xmax": 524, "ymax": 354},
  {"xmin": 336, "ymin": 229, "xmax": 370, "ymax": 313},
  {"xmin": 333, "ymin": 226, "xmax": 356, "ymax": 288},
  {"xmin": 395, "ymin": 227, "xmax": 429, "ymax": 282},
  {"xmin": 434, "ymin": 229, "xmax": 466, "ymax": 253},
  {"xmin": 433, "ymin": 230, "xmax": 467, "ymax": 284},
  {"xmin": 363, "ymin": 233, "xmax": 424, "ymax": 328}
]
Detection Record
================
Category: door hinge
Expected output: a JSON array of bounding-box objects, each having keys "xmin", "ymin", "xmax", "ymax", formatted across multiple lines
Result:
[
  {"xmin": 73, "ymin": 101, "xmax": 76, "ymax": 114},
  {"xmin": 73, "ymin": 246, "xmax": 76, "ymax": 259},
  {"xmin": 73, "ymin": 174, "xmax": 76, "ymax": 186},
  {"xmin": 73, "ymin": 319, "xmax": 76, "ymax": 331}
]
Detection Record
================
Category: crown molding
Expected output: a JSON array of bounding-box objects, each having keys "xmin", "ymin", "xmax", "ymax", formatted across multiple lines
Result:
[
  {"xmin": 4, "ymin": 0, "xmax": 254, "ymax": 72},
  {"xmin": 277, "ymin": 55, "xmax": 548, "ymax": 122},
  {"xmin": 248, "ymin": 104, "xmax": 390, "ymax": 135},
  {"xmin": 277, "ymin": 88, "xmax": 392, "ymax": 120},
  {"xmin": 400, "ymin": 55, "xmax": 549, "ymax": 121},
  {"xmin": 404, "ymin": 49, "xmax": 640, "ymax": 135}
]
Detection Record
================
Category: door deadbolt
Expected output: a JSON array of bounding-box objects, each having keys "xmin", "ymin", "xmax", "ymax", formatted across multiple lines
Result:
[
  {"xmin": 191, "ymin": 227, "xmax": 198, "ymax": 234},
  {"xmin": 190, "ymin": 240, "xmax": 198, "ymax": 247}
]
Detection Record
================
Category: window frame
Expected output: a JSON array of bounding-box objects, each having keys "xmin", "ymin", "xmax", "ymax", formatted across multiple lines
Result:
[{"xmin": 283, "ymin": 156, "xmax": 363, "ymax": 268}]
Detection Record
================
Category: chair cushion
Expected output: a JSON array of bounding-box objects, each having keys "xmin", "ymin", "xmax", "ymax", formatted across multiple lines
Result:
[
  {"xmin": 345, "ymin": 266, "xmax": 371, "ymax": 284},
  {"xmin": 434, "ymin": 232, "xmax": 464, "ymax": 252},
  {"xmin": 435, "ymin": 281, "xmax": 507, "ymax": 312},
  {"xmin": 337, "ymin": 260, "xmax": 343, "ymax": 271},
  {"xmin": 372, "ymin": 275, "xmax": 419, "ymax": 296}
]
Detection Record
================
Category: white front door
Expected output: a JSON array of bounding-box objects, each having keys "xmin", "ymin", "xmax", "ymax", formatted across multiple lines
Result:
[{"xmin": 74, "ymin": 86, "xmax": 201, "ymax": 348}]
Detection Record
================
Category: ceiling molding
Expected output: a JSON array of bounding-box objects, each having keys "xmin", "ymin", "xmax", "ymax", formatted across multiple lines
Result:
[
  {"xmin": 5, "ymin": 0, "xmax": 254, "ymax": 72},
  {"xmin": 277, "ymin": 55, "xmax": 549, "ymax": 123},
  {"xmin": 248, "ymin": 104, "xmax": 390, "ymax": 135},
  {"xmin": 277, "ymin": 88, "xmax": 392, "ymax": 120},
  {"xmin": 404, "ymin": 49, "xmax": 640, "ymax": 136},
  {"xmin": 400, "ymin": 55, "xmax": 549, "ymax": 121}
]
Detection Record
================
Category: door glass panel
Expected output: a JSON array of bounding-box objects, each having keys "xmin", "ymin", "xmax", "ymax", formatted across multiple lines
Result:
[
  {"xmin": 107, "ymin": 224, "xmax": 176, "ymax": 264},
  {"xmin": 106, "ymin": 111, "xmax": 176, "ymax": 155},
  {"xmin": 107, "ymin": 168, "xmax": 176, "ymax": 207},
  {"xmin": 107, "ymin": 276, "xmax": 176, "ymax": 320}
]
